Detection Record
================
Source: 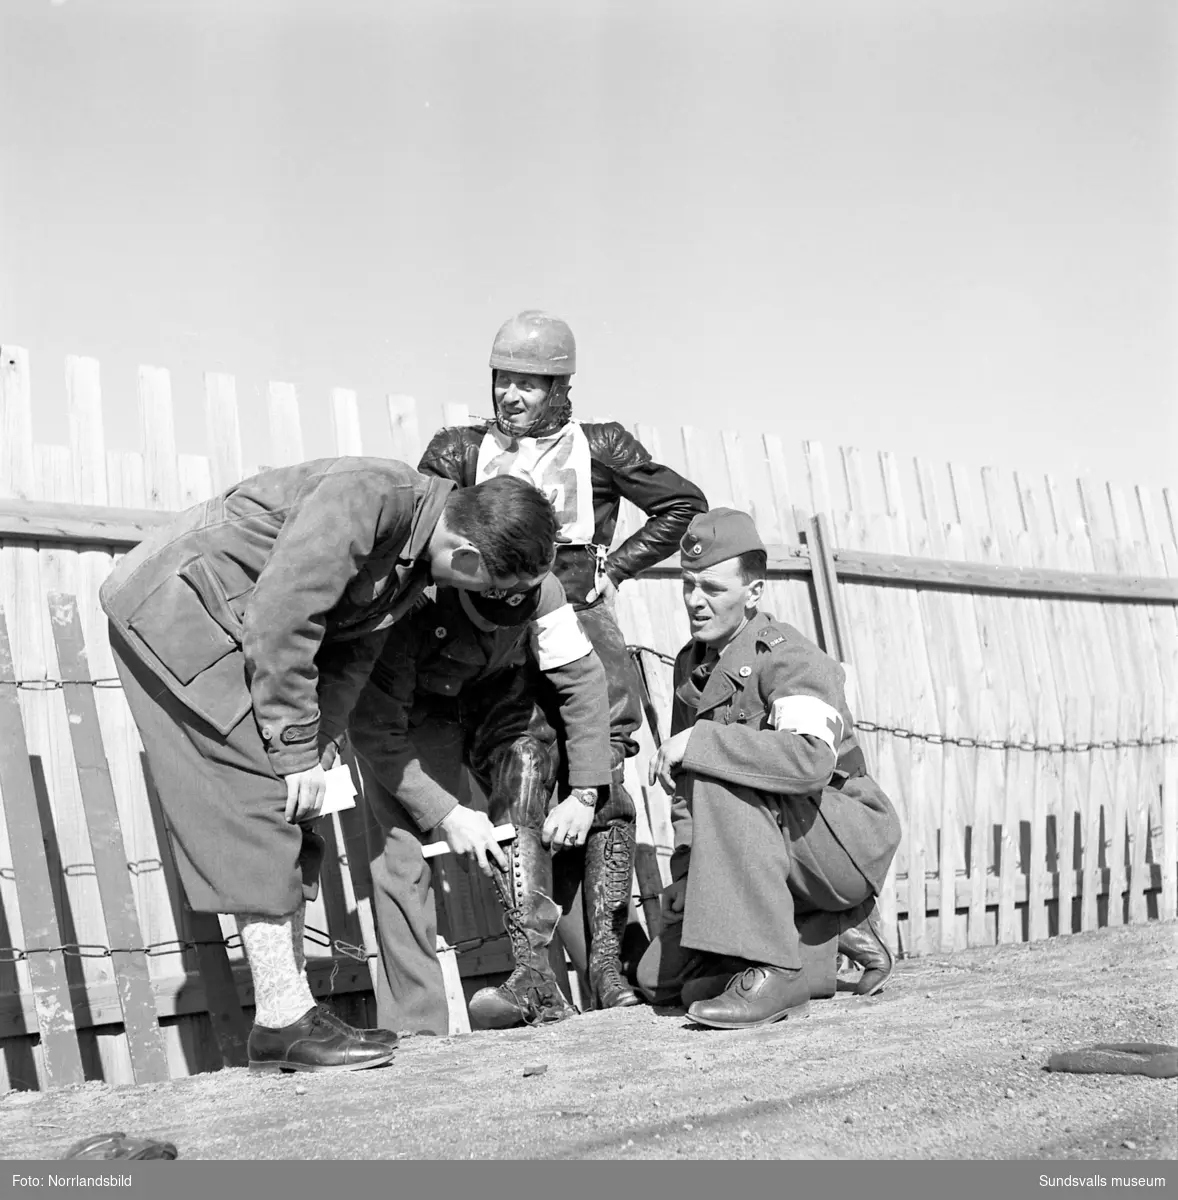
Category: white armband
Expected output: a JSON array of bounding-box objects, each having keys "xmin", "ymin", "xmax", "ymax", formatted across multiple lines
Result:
[
  {"xmin": 530, "ymin": 604, "xmax": 594, "ymax": 672},
  {"xmin": 769, "ymin": 695, "xmax": 844, "ymax": 753}
]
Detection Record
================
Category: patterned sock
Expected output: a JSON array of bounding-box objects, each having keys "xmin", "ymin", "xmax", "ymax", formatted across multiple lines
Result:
[{"xmin": 237, "ymin": 912, "xmax": 317, "ymax": 1030}]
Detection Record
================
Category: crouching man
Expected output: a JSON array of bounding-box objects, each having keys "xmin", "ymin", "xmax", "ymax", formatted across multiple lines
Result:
[
  {"xmin": 348, "ymin": 574, "xmax": 613, "ymax": 1034},
  {"xmin": 636, "ymin": 508, "xmax": 901, "ymax": 1028}
]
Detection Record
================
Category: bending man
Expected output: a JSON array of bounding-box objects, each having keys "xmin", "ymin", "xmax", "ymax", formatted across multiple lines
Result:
[
  {"xmin": 349, "ymin": 575, "xmax": 612, "ymax": 1032},
  {"xmin": 100, "ymin": 461, "xmax": 555, "ymax": 1072}
]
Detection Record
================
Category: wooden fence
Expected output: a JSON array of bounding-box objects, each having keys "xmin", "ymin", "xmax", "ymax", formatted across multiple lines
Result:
[{"xmin": 0, "ymin": 344, "xmax": 1175, "ymax": 1092}]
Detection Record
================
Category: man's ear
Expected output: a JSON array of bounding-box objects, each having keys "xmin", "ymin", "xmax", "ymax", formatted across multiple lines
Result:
[
  {"xmin": 747, "ymin": 578, "xmax": 766, "ymax": 608},
  {"xmin": 450, "ymin": 545, "xmax": 484, "ymax": 579}
]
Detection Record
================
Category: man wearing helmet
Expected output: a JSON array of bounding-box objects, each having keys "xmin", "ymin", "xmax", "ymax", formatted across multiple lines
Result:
[
  {"xmin": 417, "ymin": 310, "xmax": 708, "ymax": 1011},
  {"xmin": 348, "ymin": 574, "xmax": 612, "ymax": 1032}
]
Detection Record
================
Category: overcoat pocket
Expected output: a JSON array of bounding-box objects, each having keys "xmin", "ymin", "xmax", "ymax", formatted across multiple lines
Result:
[{"xmin": 127, "ymin": 571, "xmax": 237, "ymax": 685}]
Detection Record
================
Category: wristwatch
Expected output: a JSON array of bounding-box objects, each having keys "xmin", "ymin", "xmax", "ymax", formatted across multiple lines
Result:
[{"xmin": 571, "ymin": 786, "xmax": 599, "ymax": 809}]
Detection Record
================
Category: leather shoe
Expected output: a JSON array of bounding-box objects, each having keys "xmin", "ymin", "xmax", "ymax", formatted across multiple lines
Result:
[
  {"xmin": 248, "ymin": 1007, "xmax": 396, "ymax": 1073},
  {"xmin": 315, "ymin": 1004, "xmax": 400, "ymax": 1049},
  {"xmin": 837, "ymin": 901, "xmax": 894, "ymax": 996},
  {"xmin": 679, "ymin": 955, "xmax": 751, "ymax": 1008},
  {"xmin": 687, "ymin": 965, "xmax": 810, "ymax": 1029}
]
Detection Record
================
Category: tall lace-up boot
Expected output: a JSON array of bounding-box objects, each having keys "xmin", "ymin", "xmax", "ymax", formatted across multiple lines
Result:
[
  {"xmin": 584, "ymin": 822, "xmax": 640, "ymax": 1009},
  {"xmin": 467, "ymin": 827, "xmax": 578, "ymax": 1029}
]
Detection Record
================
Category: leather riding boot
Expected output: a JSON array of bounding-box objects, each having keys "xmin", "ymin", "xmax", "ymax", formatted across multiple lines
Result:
[
  {"xmin": 467, "ymin": 828, "xmax": 577, "ymax": 1029},
  {"xmin": 584, "ymin": 821, "xmax": 640, "ymax": 1009},
  {"xmin": 686, "ymin": 965, "xmax": 811, "ymax": 1030},
  {"xmin": 837, "ymin": 899, "xmax": 894, "ymax": 996}
]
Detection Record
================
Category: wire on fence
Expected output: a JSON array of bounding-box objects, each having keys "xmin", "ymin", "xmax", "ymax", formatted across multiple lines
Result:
[
  {"xmin": 0, "ymin": 924, "xmax": 507, "ymax": 965},
  {"xmin": 626, "ymin": 646, "xmax": 1177, "ymax": 754},
  {"xmin": 0, "ymin": 678, "xmax": 122, "ymax": 690}
]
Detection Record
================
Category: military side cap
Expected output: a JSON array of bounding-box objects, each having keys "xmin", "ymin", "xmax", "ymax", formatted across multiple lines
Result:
[{"xmin": 680, "ymin": 507, "xmax": 765, "ymax": 569}]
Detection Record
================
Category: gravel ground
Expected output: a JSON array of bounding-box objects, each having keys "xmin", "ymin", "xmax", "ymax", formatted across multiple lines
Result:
[{"xmin": 1, "ymin": 921, "xmax": 1174, "ymax": 1161}]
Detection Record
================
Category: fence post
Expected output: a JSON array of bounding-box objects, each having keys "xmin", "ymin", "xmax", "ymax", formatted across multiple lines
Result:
[{"xmin": 48, "ymin": 593, "xmax": 170, "ymax": 1084}]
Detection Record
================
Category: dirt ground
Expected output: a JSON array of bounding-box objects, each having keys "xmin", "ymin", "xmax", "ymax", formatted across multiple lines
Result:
[{"xmin": 1, "ymin": 921, "xmax": 1175, "ymax": 1161}]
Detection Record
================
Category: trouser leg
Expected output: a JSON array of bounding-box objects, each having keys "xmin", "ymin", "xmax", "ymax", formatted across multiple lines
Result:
[
  {"xmin": 354, "ymin": 720, "xmax": 463, "ymax": 1036},
  {"xmin": 679, "ymin": 775, "xmax": 875, "ymax": 969}
]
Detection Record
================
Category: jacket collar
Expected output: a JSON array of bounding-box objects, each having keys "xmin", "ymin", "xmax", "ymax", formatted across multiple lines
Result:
[
  {"xmin": 400, "ymin": 475, "xmax": 455, "ymax": 566},
  {"xmin": 691, "ymin": 610, "xmax": 774, "ymax": 716}
]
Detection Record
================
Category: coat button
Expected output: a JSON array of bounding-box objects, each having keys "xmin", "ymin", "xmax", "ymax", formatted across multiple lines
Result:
[
  {"xmin": 738, "ymin": 665, "xmax": 752, "ymax": 678},
  {"xmin": 435, "ymin": 626, "xmax": 447, "ymax": 638},
  {"xmin": 261, "ymin": 726, "xmax": 272, "ymax": 741}
]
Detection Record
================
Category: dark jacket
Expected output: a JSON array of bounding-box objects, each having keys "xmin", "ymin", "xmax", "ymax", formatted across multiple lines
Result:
[
  {"xmin": 99, "ymin": 458, "xmax": 453, "ymax": 776},
  {"xmin": 418, "ymin": 420, "xmax": 707, "ymax": 604},
  {"xmin": 349, "ymin": 575, "xmax": 612, "ymax": 831},
  {"xmin": 668, "ymin": 611, "xmax": 900, "ymax": 894}
]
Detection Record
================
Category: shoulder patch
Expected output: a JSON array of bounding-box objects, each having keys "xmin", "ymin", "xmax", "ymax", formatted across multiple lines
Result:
[{"xmin": 765, "ymin": 634, "xmax": 787, "ymax": 648}]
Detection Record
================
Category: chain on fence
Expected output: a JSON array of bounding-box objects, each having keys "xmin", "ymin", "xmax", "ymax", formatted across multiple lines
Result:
[
  {"xmin": 624, "ymin": 646, "xmax": 1177, "ymax": 754},
  {"xmin": 0, "ymin": 925, "xmax": 507, "ymax": 968}
]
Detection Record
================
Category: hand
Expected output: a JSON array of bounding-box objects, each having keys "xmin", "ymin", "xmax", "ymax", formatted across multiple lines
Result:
[
  {"xmin": 438, "ymin": 806, "xmax": 509, "ymax": 877},
  {"xmin": 284, "ymin": 764, "xmax": 327, "ymax": 823},
  {"xmin": 661, "ymin": 877, "xmax": 686, "ymax": 923},
  {"xmin": 584, "ymin": 572, "xmax": 618, "ymax": 607},
  {"xmin": 541, "ymin": 791, "xmax": 597, "ymax": 851},
  {"xmin": 318, "ymin": 736, "xmax": 341, "ymax": 772},
  {"xmin": 648, "ymin": 728, "xmax": 693, "ymax": 794}
]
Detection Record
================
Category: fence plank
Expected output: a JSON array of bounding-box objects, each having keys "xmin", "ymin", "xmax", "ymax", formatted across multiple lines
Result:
[
  {"xmin": 998, "ymin": 691, "xmax": 1031, "ymax": 945},
  {"xmin": 139, "ymin": 368, "xmax": 179, "ymax": 511},
  {"xmin": 35, "ymin": 444, "xmax": 125, "ymax": 1077},
  {"xmin": 938, "ymin": 689, "xmax": 963, "ymax": 953},
  {"xmin": 331, "ymin": 389, "xmax": 363, "ymax": 457},
  {"xmin": 267, "ymin": 382, "xmax": 304, "ymax": 468},
  {"xmin": 967, "ymin": 689, "xmax": 1001, "ymax": 948},
  {"xmin": 48, "ymin": 593, "xmax": 170, "ymax": 1083},
  {"xmin": 203, "ymin": 373, "xmax": 243, "ymax": 493},
  {"xmin": 1163, "ymin": 689, "xmax": 1177, "ymax": 920},
  {"xmin": 387, "ymin": 395, "xmax": 422, "ymax": 465},
  {"xmin": 0, "ymin": 609, "xmax": 85, "ymax": 1087}
]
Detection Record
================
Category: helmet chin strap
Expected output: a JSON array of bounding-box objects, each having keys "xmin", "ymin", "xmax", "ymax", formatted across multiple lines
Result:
[{"xmin": 492, "ymin": 375, "xmax": 572, "ymax": 439}]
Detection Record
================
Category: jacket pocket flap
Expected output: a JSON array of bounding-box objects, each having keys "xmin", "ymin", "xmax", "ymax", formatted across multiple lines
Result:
[{"xmin": 127, "ymin": 572, "xmax": 236, "ymax": 685}]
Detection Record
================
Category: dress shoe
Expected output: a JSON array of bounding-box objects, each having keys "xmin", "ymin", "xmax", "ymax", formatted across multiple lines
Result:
[
  {"xmin": 837, "ymin": 901, "xmax": 894, "ymax": 996},
  {"xmin": 315, "ymin": 1004, "xmax": 401, "ymax": 1049},
  {"xmin": 248, "ymin": 1007, "xmax": 396, "ymax": 1073},
  {"xmin": 679, "ymin": 955, "xmax": 752, "ymax": 1008},
  {"xmin": 687, "ymin": 965, "xmax": 810, "ymax": 1030}
]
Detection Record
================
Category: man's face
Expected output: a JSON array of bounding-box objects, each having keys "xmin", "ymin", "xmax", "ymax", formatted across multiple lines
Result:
[
  {"xmin": 681, "ymin": 558, "xmax": 760, "ymax": 647},
  {"xmin": 429, "ymin": 550, "xmax": 547, "ymax": 595},
  {"xmin": 493, "ymin": 370, "xmax": 551, "ymax": 434}
]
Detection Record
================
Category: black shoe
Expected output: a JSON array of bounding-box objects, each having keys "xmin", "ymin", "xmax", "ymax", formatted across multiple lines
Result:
[
  {"xmin": 687, "ymin": 965, "xmax": 810, "ymax": 1030},
  {"xmin": 837, "ymin": 901, "xmax": 894, "ymax": 996},
  {"xmin": 247, "ymin": 1007, "xmax": 396, "ymax": 1074},
  {"xmin": 314, "ymin": 1005, "xmax": 400, "ymax": 1049}
]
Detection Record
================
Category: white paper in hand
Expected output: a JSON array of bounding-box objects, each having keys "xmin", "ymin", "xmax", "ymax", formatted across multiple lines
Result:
[{"xmin": 320, "ymin": 764, "xmax": 357, "ymax": 815}]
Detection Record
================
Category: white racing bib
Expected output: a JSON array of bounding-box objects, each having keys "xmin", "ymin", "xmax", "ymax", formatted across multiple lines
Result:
[{"xmin": 476, "ymin": 421, "xmax": 595, "ymax": 545}]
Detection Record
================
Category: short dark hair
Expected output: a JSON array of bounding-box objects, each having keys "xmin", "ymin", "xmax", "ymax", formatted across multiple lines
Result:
[
  {"xmin": 444, "ymin": 475, "xmax": 557, "ymax": 579},
  {"xmin": 736, "ymin": 548, "xmax": 767, "ymax": 583}
]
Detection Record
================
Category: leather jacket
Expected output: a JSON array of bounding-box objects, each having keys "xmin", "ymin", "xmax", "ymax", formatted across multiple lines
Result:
[{"xmin": 419, "ymin": 420, "xmax": 707, "ymax": 604}]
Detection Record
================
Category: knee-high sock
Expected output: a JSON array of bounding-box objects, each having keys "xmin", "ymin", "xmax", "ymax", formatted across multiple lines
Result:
[{"xmin": 237, "ymin": 911, "xmax": 316, "ymax": 1029}]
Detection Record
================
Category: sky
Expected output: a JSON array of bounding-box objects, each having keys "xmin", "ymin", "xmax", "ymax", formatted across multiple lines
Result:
[{"xmin": 1, "ymin": 0, "xmax": 1174, "ymax": 514}]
